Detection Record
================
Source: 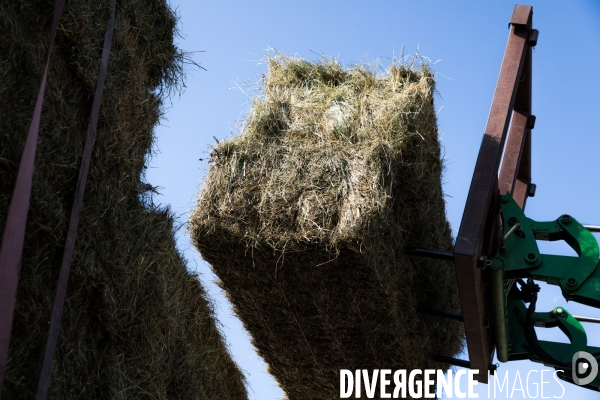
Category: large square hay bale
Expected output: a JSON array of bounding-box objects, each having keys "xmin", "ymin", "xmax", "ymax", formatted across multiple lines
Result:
[
  {"xmin": 190, "ymin": 56, "xmax": 463, "ymax": 399},
  {"xmin": 0, "ymin": 1, "xmax": 247, "ymax": 398}
]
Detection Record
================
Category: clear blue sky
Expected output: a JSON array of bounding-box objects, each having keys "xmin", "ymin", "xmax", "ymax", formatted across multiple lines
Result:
[{"xmin": 147, "ymin": 1, "xmax": 600, "ymax": 398}]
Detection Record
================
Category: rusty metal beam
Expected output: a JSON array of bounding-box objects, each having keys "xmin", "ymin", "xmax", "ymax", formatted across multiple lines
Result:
[
  {"xmin": 499, "ymin": 27, "xmax": 533, "ymax": 208},
  {"xmin": 453, "ymin": 5, "xmax": 533, "ymax": 383},
  {"xmin": 510, "ymin": 4, "xmax": 532, "ymax": 26}
]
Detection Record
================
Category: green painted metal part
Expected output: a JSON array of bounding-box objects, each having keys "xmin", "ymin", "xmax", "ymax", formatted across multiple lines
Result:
[{"xmin": 490, "ymin": 193, "xmax": 600, "ymax": 391}]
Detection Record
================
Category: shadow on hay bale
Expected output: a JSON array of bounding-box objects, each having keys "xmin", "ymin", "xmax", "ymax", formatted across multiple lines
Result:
[
  {"xmin": 190, "ymin": 55, "xmax": 464, "ymax": 400},
  {"xmin": 0, "ymin": 0, "xmax": 247, "ymax": 398}
]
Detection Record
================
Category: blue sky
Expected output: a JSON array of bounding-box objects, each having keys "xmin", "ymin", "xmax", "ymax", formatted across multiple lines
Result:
[{"xmin": 147, "ymin": 1, "xmax": 600, "ymax": 398}]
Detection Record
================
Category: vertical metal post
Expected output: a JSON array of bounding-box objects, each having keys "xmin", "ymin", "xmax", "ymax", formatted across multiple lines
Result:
[
  {"xmin": 494, "ymin": 8, "xmax": 534, "ymax": 363},
  {"xmin": 498, "ymin": 15, "xmax": 533, "ymax": 207},
  {"xmin": 453, "ymin": 5, "xmax": 533, "ymax": 382}
]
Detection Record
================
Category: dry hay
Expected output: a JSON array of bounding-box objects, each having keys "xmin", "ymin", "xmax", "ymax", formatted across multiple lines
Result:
[
  {"xmin": 189, "ymin": 55, "xmax": 464, "ymax": 399},
  {"xmin": 0, "ymin": 0, "xmax": 247, "ymax": 398}
]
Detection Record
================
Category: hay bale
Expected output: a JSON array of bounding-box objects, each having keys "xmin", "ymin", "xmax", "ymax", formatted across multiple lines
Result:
[
  {"xmin": 0, "ymin": 0, "xmax": 247, "ymax": 398},
  {"xmin": 190, "ymin": 55, "xmax": 464, "ymax": 399}
]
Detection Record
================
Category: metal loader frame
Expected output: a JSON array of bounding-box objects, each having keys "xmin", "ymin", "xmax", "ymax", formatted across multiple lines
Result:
[
  {"xmin": 410, "ymin": 6, "xmax": 600, "ymax": 390},
  {"xmin": 453, "ymin": 5, "xmax": 536, "ymax": 382}
]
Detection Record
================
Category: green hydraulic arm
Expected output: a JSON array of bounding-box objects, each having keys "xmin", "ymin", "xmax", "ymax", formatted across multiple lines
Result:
[{"xmin": 490, "ymin": 193, "xmax": 600, "ymax": 390}]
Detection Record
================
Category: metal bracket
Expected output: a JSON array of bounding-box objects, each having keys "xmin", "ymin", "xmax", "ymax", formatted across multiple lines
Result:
[
  {"xmin": 493, "ymin": 193, "xmax": 600, "ymax": 307},
  {"xmin": 527, "ymin": 29, "xmax": 539, "ymax": 46}
]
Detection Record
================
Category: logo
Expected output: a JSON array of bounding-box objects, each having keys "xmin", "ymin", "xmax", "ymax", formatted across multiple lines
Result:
[{"xmin": 572, "ymin": 351, "xmax": 598, "ymax": 386}]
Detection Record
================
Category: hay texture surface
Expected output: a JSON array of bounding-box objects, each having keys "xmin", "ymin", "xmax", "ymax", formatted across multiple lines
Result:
[
  {"xmin": 0, "ymin": 1, "xmax": 247, "ymax": 399},
  {"xmin": 190, "ymin": 56, "xmax": 463, "ymax": 399}
]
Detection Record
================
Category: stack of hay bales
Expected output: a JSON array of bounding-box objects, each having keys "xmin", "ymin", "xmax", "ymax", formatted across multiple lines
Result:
[
  {"xmin": 190, "ymin": 55, "xmax": 464, "ymax": 399},
  {"xmin": 0, "ymin": 0, "xmax": 247, "ymax": 398}
]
